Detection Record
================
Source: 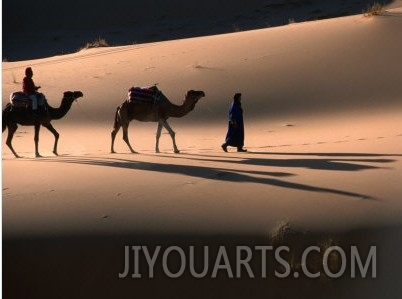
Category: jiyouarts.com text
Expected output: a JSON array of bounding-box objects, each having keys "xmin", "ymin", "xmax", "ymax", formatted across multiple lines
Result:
[{"xmin": 118, "ymin": 245, "xmax": 376, "ymax": 279}]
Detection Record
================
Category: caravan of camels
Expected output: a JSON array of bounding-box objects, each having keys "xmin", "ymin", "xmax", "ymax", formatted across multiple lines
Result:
[{"xmin": 3, "ymin": 84, "xmax": 206, "ymax": 158}]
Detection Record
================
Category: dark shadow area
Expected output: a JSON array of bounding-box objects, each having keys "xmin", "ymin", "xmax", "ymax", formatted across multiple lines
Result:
[
  {"xmin": 251, "ymin": 152, "xmax": 402, "ymax": 157},
  {"xmin": 37, "ymin": 153, "xmax": 386, "ymax": 199},
  {"xmin": 3, "ymin": 225, "xmax": 402, "ymax": 299},
  {"xmin": 157, "ymin": 152, "xmax": 396, "ymax": 171},
  {"xmin": 2, "ymin": 0, "xmax": 394, "ymax": 61},
  {"xmin": 238, "ymin": 158, "xmax": 394, "ymax": 171}
]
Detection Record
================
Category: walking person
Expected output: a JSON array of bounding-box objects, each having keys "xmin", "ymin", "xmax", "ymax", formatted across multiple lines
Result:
[
  {"xmin": 221, "ymin": 93, "xmax": 247, "ymax": 152},
  {"xmin": 22, "ymin": 67, "xmax": 41, "ymax": 114}
]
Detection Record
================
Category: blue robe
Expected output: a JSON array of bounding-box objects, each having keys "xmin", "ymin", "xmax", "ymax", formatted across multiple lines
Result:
[{"xmin": 225, "ymin": 101, "xmax": 244, "ymax": 147}]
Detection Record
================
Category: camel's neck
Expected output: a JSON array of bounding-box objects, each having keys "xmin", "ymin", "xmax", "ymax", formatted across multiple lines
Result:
[
  {"xmin": 167, "ymin": 99, "xmax": 197, "ymax": 118},
  {"xmin": 47, "ymin": 98, "xmax": 75, "ymax": 120}
]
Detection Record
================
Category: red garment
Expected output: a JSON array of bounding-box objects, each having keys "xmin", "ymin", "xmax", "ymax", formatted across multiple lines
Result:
[{"xmin": 22, "ymin": 76, "xmax": 38, "ymax": 95}]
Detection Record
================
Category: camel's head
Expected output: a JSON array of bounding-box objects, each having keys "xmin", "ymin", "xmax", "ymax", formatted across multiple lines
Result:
[
  {"xmin": 63, "ymin": 91, "xmax": 84, "ymax": 101},
  {"xmin": 185, "ymin": 90, "xmax": 205, "ymax": 105}
]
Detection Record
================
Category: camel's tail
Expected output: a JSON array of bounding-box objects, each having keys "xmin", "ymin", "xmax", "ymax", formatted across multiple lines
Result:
[
  {"xmin": 2, "ymin": 104, "xmax": 12, "ymax": 132},
  {"xmin": 113, "ymin": 106, "xmax": 121, "ymax": 129},
  {"xmin": 2, "ymin": 116, "xmax": 6, "ymax": 132}
]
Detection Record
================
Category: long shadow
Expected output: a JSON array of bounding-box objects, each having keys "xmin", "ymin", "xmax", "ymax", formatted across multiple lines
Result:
[
  {"xmin": 40, "ymin": 155, "xmax": 373, "ymax": 199},
  {"xmin": 241, "ymin": 152, "xmax": 399, "ymax": 171},
  {"xmin": 251, "ymin": 152, "xmax": 402, "ymax": 157},
  {"xmin": 156, "ymin": 152, "xmax": 396, "ymax": 172},
  {"xmin": 238, "ymin": 158, "xmax": 394, "ymax": 171}
]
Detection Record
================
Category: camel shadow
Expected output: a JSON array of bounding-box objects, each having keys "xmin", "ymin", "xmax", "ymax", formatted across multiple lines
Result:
[
  {"xmin": 162, "ymin": 151, "xmax": 397, "ymax": 172},
  {"xmin": 239, "ymin": 157, "xmax": 394, "ymax": 171},
  {"xmin": 243, "ymin": 151, "xmax": 399, "ymax": 171},
  {"xmin": 39, "ymin": 152, "xmax": 384, "ymax": 200},
  {"xmin": 251, "ymin": 151, "xmax": 402, "ymax": 157}
]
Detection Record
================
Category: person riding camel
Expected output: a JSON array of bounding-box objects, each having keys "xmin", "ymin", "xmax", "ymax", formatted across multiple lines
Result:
[{"xmin": 22, "ymin": 67, "xmax": 41, "ymax": 113}]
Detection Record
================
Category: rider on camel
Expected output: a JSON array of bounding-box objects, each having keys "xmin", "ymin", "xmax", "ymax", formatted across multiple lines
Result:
[{"xmin": 22, "ymin": 67, "xmax": 41, "ymax": 114}]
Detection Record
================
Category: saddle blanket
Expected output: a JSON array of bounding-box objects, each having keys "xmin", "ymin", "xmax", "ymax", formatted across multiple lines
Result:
[
  {"xmin": 127, "ymin": 86, "xmax": 162, "ymax": 103},
  {"xmin": 10, "ymin": 92, "xmax": 46, "ymax": 108}
]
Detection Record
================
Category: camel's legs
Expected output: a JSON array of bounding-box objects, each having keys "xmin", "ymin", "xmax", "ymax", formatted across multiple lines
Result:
[
  {"xmin": 160, "ymin": 119, "xmax": 179, "ymax": 153},
  {"xmin": 5, "ymin": 123, "xmax": 20, "ymax": 158},
  {"xmin": 42, "ymin": 123, "xmax": 60, "ymax": 156},
  {"xmin": 34, "ymin": 123, "xmax": 42, "ymax": 157},
  {"xmin": 111, "ymin": 124, "xmax": 121, "ymax": 153},
  {"xmin": 111, "ymin": 106, "xmax": 136, "ymax": 153},
  {"xmin": 155, "ymin": 121, "xmax": 163, "ymax": 153},
  {"xmin": 122, "ymin": 123, "xmax": 137, "ymax": 153}
]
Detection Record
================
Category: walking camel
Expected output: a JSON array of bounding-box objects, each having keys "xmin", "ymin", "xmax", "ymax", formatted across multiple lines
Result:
[
  {"xmin": 2, "ymin": 91, "xmax": 84, "ymax": 158},
  {"xmin": 111, "ymin": 88, "xmax": 205, "ymax": 153}
]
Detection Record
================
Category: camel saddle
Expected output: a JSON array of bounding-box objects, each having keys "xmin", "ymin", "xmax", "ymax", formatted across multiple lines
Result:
[
  {"xmin": 127, "ymin": 86, "xmax": 162, "ymax": 104},
  {"xmin": 10, "ymin": 92, "xmax": 46, "ymax": 108}
]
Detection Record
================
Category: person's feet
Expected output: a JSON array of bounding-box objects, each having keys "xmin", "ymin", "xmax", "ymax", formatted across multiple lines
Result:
[
  {"xmin": 221, "ymin": 143, "xmax": 228, "ymax": 152},
  {"xmin": 237, "ymin": 147, "xmax": 247, "ymax": 152}
]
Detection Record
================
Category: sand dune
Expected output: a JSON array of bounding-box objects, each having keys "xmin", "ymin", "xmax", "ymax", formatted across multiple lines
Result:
[
  {"xmin": 3, "ymin": 0, "xmax": 399, "ymax": 61},
  {"xmin": 2, "ymin": 3, "xmax": 402, "ymax": 299}
]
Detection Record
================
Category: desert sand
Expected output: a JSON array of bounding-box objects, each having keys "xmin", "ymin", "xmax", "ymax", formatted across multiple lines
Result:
[
  {"xmin": 2, "ymin": 1, "xmax": 402, "ymax": 298},
  {"xmin": 3, "ymin": 0, "xmax": 398, "ymax": 61}
]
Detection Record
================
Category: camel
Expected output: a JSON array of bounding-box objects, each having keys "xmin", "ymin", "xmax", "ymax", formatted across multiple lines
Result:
[
  {"xmin": 2, "ymin": 91, "xmax": 84, "ymax": 158},
  {"xmin": 111, "ymin": 89, "xmax": 205, "ymax": 153}
]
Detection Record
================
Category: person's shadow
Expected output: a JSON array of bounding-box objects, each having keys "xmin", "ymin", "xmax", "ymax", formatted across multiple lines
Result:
[{"xmin": 39, "ymin": 151, "xmax": 401, "ymax": 200}]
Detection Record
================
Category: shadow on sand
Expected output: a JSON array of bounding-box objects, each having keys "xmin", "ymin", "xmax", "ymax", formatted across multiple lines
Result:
[
  {"xmin": 4, "ymin": 151, "xmax": 402, "ymax": 299},
  {"xmin": 39, "ymin": 151, "xmax": 400, "ymax": 199}
]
